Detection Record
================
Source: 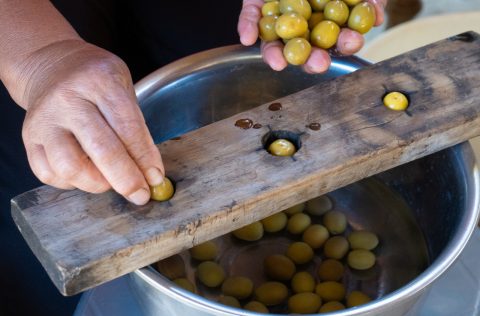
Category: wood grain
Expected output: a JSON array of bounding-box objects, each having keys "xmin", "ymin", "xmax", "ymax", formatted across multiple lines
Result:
[{"xmin": 11, "ymin": 32, "xmax": 480, "ymax": 295}]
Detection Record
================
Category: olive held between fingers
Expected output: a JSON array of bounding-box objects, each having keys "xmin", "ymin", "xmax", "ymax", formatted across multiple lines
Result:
[
  {"xmin": 173, "ymin": 278, "xmax": 196, "ymax": 293},
  {"xmin": 287, "ymin": 213, "xmax": 312, "ymax": 234},
  {"xmin": 288, "ymin": 292, "xmax": 322, "ymax": 314},
  {"xmin": 255, "ymin": 282, "xmax": 289, "ymax": 306},
  {"xmin": 317, "ymin": 259, "xmax": 344, "ymax": 281},
  {"xmin": 279, "ymin": 0, "xmax": 312, "ymax": 20},
  {"xmin": 302, "ymin": 224, "xmax": 329, "ymax": 249},
  {"xmin": 291, "ymin": 271, "xmax": 316, "ymax": 293},
  {"xmin": 308, "ymin": 0, "xmax": 329, "ymax": 11},
  {"xmin": 244, "ymin": 301, "xmax": 270, "ymax": 313},
  {"xmin": 283, "ymin": 38, "xmax": 312, "ymax": 65},
  {"xmin": 348, "ymin": 2, "xmax": 376, "ymax": 34},
  {"xmin": 233, "ymin": 221, "xmax": 264, "ymax": 241},
  {"xmin": 343, "ymin": 0, "xmax": 362, "ymax": 5},
  {"xmin": 323, "ymin": 236, "xmax": 349, "ymax": 259},
  {"xmin": 155, "ymin": 254, "xmax": 185, "ymax": 280},
  {"xmin": 264, "ymin": 254, "xmax": 296, "ymax": 281},
  {"xmin": 308, "ymin": 12, "xmax": 324, "ymax": 29},
  {"xmin": 275, "ymin": 12, "xmax": 308, "ymax": 40},
  {"xmin": 286, "ymin": 241, "xmax": 314, "ymax": 264},
  {"xmin": 324, "ymin": 0, "xmax": 350, "ymax": 25},
  {"xmin": 323, "ymin": 210, "xmax": 347, "ymax": 235},
  {"xmin": 347, "ymin": 249, "xmax": 376, "ymax": 270},
  {"xmin": 221, "ymin": 276, "xmax": 254, "ymax": 299},
  {"xmin": 218, "ymin": 295, "xmax": 241, "ymax": 308},
  {"xmin": 310, "ymin": 20, "xmax": 340, "ymax": 49},
  {"xmin": 305, "ymin": 195, "xmax": 332, "ymax": 216},
  {"xmin": 348, "ymin": 230, "xmax": 379, "ymax": 250},
  {"xmin": 196, "ymin": 261, "xmax": 225, "ymax": 287},
  {"xmin": 346, "ymin": 290, "xmax": 372, "ymax": 307},
  {"xmin": 259, "ymin": 16, "xmax": 280, "ymax": 42},
  {"xmin": 189, "ymin": 241, "xmax": 218, "ymax": 261},
  {"xmin": 150, "ymin": 177, "xmax": 174, "ymax": 201},
  {"xmin": 319, "ymin": 301, "xmax": 346, "ymax": 312},
  {"xmin": 268, "ymin": 138, "xmax": 297, "ymax": 156},
  {"xmin": 261, "ymin": 212, "xmax": 288, "ymax": 233},
  {"xmin": 383, "ymin": 91, "xmax": 409, "ymax": 111},
  {"xmin": 262, "ymin": 1, "xmax": 281, "ymax": 16},
  {"xmin": 284, "ymin": 203, "xmax": 305, "ymax": 216},
  {"xmin": 315, "ymin": 281, "xmax": 346, "ymax": 302}
]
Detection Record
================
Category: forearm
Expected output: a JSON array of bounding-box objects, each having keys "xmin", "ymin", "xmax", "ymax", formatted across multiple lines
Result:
[{"xmin": 0, "ymin": 0, "xmax": 81, "ymax": 107}]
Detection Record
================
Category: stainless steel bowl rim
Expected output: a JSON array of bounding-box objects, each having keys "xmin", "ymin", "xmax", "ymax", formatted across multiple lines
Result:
[{"xmin": 133, "ymin": 45, "xmax": 480, "ymax": 316}]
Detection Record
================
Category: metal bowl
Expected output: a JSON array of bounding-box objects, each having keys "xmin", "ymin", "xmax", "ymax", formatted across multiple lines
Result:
[{"xmin": 129, "ymin": 45, "xmax": 480, "ymax": 316}]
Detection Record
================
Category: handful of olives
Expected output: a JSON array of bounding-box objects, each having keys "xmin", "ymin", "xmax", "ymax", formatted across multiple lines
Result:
[{"xmin": 259, "ymin": 0, "xmax": 376, "ymax": 65}]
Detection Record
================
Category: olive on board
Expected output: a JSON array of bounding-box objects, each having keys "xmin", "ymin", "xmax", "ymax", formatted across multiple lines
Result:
[
  {"xmin": 317, "ymin": 259, "xmax": 344, "ymax": 281},
  {"xmin": 284, "ymin": 203, "xmax": 305, "ymax": 216},
  {"xmin": 221, "ymin": 276, "xmax": 254, "ymax": 300},
  {"xmin": 305, "ymin": 195, "xmax": 333, "ymax": 216},
  {"xmin": 348, "ymin": 2, "xmax": 376, "ymax": 34},
  {"xmin": 302, "ymin": 224, "xmax": 329, "ymax": 249},
  {"xmin": 196, "ymin": 261, "xmax": 225, "ymax": 288},
  {"xmin": 291, "ymin": 271, "xmax": 316, "ymax": 293},
  {"xmin": 189, "ymin": 241, "xmax": 218, "ymax": 261},
  {"xmin": 323, "ymin": 236, "xmax": 349, "ymax": 259},
  {"xmin": 259, "ymin": 16, "xmax": 280, "ymax": 42},
  {"xmin": 348, "ymin": 230, "xmax": 379, "ymax": 250},
  {"xmin": 286, "ymin": 241, "xmax": 314, "ymax": 264},
  {"xmin": 347, "ymin": 249, "xmax": 376, "ymax": 270},
  {"xmin": 315, "ymin": 281, "xmax": 346, "ymax": 302},
  {"xmin": 155, "ymin": 254, "xmax": 185, "ymax": 280},
  {"xmin": 275, "ymin": 12, "xmax": 309, "ymax": 40},
  {"xmin": 218, "ymin": 295, "xmax": 241, "ymax": 308},
  {"xmin": 323, "ymin": 210, "xmax": 347, "ymax": 235},
  {"xmin": 268, "ymin": 138, "xmax": 297, "ymax": 156},
  {"xmin": 173, "ymin": 278, "xmax": 196, "ymax": 293},
  {"xmin": 383, "ymin": 91, "xmax": 409, "ymax": 111},
  {"xmin": 233, "ymin": 221, "xmax": 264, "ymax": 241},
  {"xmin": 310, "ymin": 20, "xmax": 340, "ymax": 49},
  {"xmin": 288, "ymin": 292, "xmax": 322, "ymax": 314},
  {"xmin": 150, "ymin": 177, "xmax": 174, "ymax": 201},
  {"xmin": 244, "ymin": 301, "xmax": 270, "ymax": 313},
  {"xmin": 287, "ymin": 213, "xmax": 312, "ymax": 234},
  {"xmin": 283, "ymin": 38, "xmax": 312, "ymax": 65},
  {"xmin": 255, "ymin": 282, "xmax": 289, "ymax": 306},
  {"xmin": 324, "ymin": 0, "xmax": 350, "ymax": 25},
  {"xmin": 261, "ymin": 212, "xmax": 288, "ymax": 233},
  {"xmin": 346, "ymin": 290, "xmax": 372, "ymax": 307},
  {"xmin": 264, "ymin": 254, "xmax": 297, "ymax": 281},
  {"xmin": 319, "ymin": 301, "xmax": 346, "ymax": 312},
  {"xmin": 279, "ymin": 0, "xmax": 312, "ymax": 20}
]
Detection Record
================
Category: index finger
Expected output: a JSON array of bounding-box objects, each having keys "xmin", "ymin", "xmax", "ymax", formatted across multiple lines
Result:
[{"xmin": 238, "ymin": 0, "xmax": 264, "ymax": 46}]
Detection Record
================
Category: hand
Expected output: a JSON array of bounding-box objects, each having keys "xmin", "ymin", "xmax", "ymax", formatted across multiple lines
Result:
[
  {"xmin": 19, "ymin": 40, "xmax": 164, "ymax": 205},
  {"xmin": 238, "ymin": 0, "xmax": 387, "ymax": 73}
]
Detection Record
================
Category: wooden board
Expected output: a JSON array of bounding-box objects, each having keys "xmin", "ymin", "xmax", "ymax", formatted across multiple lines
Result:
[{"xmin": 11, "ymin": 32, "xmax": 480, "ymax": 296}]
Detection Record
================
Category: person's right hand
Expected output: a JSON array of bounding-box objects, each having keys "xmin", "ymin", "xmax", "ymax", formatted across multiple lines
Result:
[{"xmin": 18, "ymin": 39, "xmax": 165, "ymax": 205}]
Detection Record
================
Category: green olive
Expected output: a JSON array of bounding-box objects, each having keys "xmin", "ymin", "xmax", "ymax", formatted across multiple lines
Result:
[
  {"xmin": 283, "ymin": 38, "xmax": 311, "ymax": 65},
  {"xmin": 308, "ymin": 0, "xmax": 329, "ymax": 11},
  {"xmin": 324, "ymin": 0, "xmax": 350, "ymax": 25},
  {"xmin": 302, "ymin": 224, "xmax": 329, "ymax": 249},
  {"xmin": 291, "ymin": 271, "xmax": 316, "ymax": 293},
  {"xmin": 218, "ymin": 295, "xmax": 241, "ymax": 308},
  {"xmin": 262, "ymin": 1, "xmax": 280, "ymax": 16},
  {"xmin": 287, "ymin": 213, "xmax": 311, "ymax": 234},
  {"xmin": 315, "ymin": 281, "xmax": 346, "ymax": 302},
  {"xmin": 348, "ymin": 2, "xmax": 376, "ymax": 34},
  {"xmin": 150, "ymin": 177, "xmax": 174, "ymax": 201},
  {"xmin": 268, "ymin": 139, "xmax": 296, "ymax": 156},
  {"xmin": 244, "ymin": 301, "xmax": 270, "ymax": 313},
  {"xmin": 347, "ymin": 249, "xmax": 376, "ymax": 270},
  {"xmin": 317, "ymin": 259, "xmax": 344, "ymax": 281},
  {"xmin": 288, "ymin": 293, "xmax": 322, "ymax": 314},
  {"xmin": 286, "ymin": 241, "xmax": 314, "ymax": 264},
  {"xmin": 233, "ymin": 221, "xmax": 264, "ymax": 241},
  {"xmin": 343, "ymin": 0, "xmax": 362, "ymax": 5},
  {"xmin": 261, "ymin": 212, "xmax": 288, "ymax": 233},
  {"xmin": 264, "ymin": 254, "xmax": 296, "ymax": 281},
  {"xmin": 284, "ymin": 203, "xmax": 305, "ymax": 216},
  {"xmin": 383, "ymin": 91, "xmax": 409, "ymax": 111},
  {"xmin": 255, "ymin": 282, "xmax": 289, "ymax": 306},
  {"xmin": 221, "ymin": 276, "xmax": 254, "ymax": 299},
  {"xmin": 322, "ymin": 210, "xmax": 347, "ymax": 235},
  {"xmin": 189, "ymin": 241, "xmax": 218, "ymax": 261},
  {"xmin": 196, "ymin": 261, "xmax": 225, "ymax": 287},
  {"xmin": 305, "ymin": 195, "xmax": 332, "ymax": 216},
  {"xmin": 323, "ymin": 236, "xmax": 349, "ymax": 259},
  {"xmin": 155, "ymin": 254, "xmax": 185, "ymax": 280},
  {"xmin": 173, "ymin": 278, "xmax": 196, "ymax": 293},
  {"xmin": 348, "ymin": 230, "xmax": 379, "ymax": 250},
  {"xmin": 310, "ymin": 20, "xmax": 340, "ymax": 49},
  {"xmin": 346, "ymin": 290, "xmax": 372, "ymax": 307},
  {"xmin": 308, "ymin": 12, "xmax": 324, "ymax": 29},
  {"xmin": 275, "ymin": 12, "xmax": 308, "ymax": 40},
  {"xmin": 279, "ymin": 0, "xmax": 312, "ymax": 20},
  {"xmin": 319, "ymin": 301, "xmax": 346, "ymax": 312},
  {"xmin": 259, "ymin": 16, "xmax": 280, "ymax": 42}
]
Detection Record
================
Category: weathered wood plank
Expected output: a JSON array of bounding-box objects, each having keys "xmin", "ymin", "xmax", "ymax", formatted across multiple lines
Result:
[{"xmin": 11, "ymin": 32, "xmax": 480, "ymax": 295}]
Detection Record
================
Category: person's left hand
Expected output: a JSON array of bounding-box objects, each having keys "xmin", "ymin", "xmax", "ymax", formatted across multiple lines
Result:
[{"xmin": 238, "ymin": 0, "xmax": 387, "ymax": 73}]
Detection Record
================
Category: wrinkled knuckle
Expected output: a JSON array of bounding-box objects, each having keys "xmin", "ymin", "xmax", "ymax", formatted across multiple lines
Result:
[
  {"xmin": 55, "ymin": 159, "xmax": 81, "ymax": 180},
  {"xmin": 242, "ymin": 4, "xmax": 260, "ymax": 22},
  {"xmin": 115, "ymin": 175, "xmax": 145, "ymax": 197},
  {"xmin": 89, "ymin": 138, "xmax": 122, "ymax": 165},
  {"xmin": 116, "ymin": 118, "xmax": 145, "ymax": 141}
]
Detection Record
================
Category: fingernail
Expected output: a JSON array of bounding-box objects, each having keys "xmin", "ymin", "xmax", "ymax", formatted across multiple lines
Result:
[
  {"xmin": 128, "ymin": 188, "xmax": 150, "ymax": 205},
  {"xmin": 145, "ymin": 167, "xmax": 164, "ymax": 186}
]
